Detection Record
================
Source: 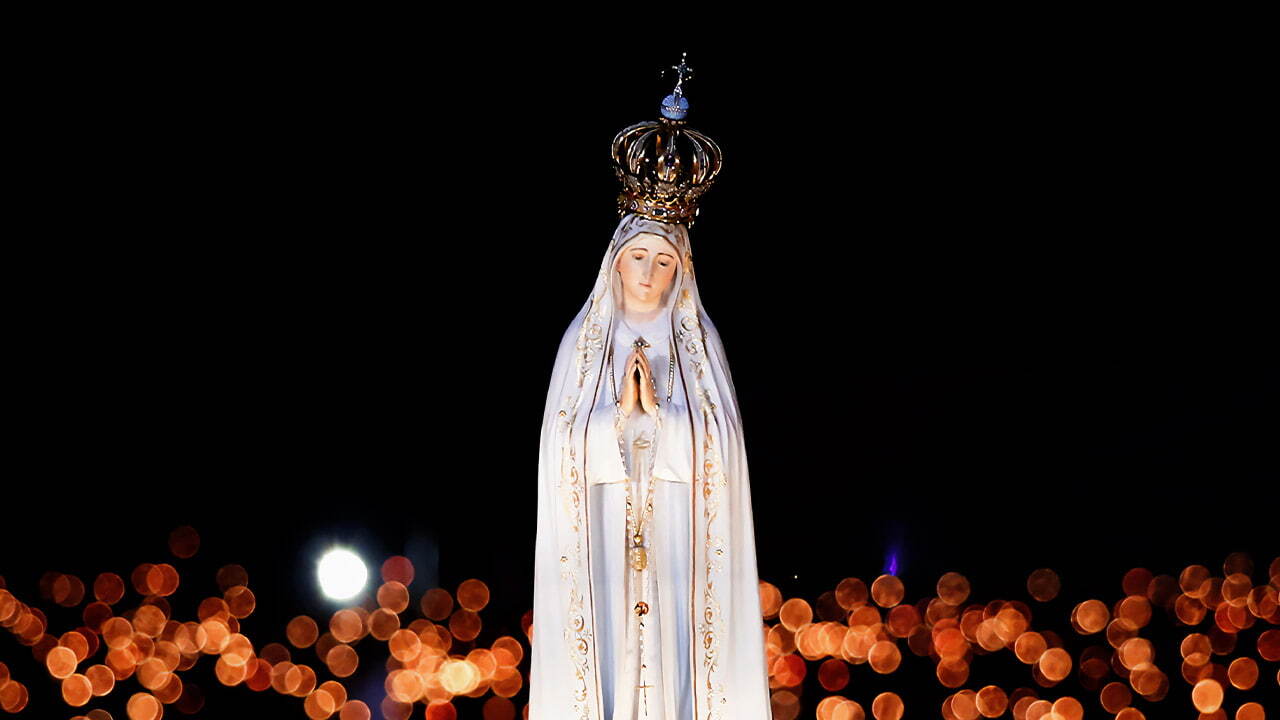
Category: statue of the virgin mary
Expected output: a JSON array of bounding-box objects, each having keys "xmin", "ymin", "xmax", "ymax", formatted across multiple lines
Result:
[{"xmin": 531, "ymin": 58, "xmax": 772, "ymax": 720}]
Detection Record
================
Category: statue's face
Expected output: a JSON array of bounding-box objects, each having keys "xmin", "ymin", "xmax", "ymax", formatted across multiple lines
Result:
[{"xmin": 615, "ymin": 233, "xmax": 679, "ymax": 308}]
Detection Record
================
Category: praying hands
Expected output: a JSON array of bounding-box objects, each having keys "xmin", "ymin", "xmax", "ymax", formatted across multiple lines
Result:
[{"xmin": 618, "ymin": 347, "xmax": 660, "ymax": 417}]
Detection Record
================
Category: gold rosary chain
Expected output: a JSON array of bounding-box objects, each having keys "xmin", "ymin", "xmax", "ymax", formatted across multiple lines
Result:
[{"xmin": 624, "ymin": 463, "xmax": 658, "ymax": 572}]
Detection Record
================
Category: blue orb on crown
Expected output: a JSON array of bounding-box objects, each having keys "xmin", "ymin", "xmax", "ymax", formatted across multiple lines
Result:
[{"xmin": 661, "ymin": 93, "xmax": 690, "ymax": 121}]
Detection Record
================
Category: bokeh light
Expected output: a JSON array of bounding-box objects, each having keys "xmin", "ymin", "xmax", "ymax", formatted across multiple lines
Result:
[
  {"xmin": 1, "ymin": 527, "xmax": 1275, "ymax": 718},
  {"xmin": 317, "ymin": 549, "xmax": 368, "ymax": 601}
]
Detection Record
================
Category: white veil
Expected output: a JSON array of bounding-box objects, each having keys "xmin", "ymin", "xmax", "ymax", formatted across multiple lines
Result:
[{"xmin": 530, "ymin": 213, "xmax": 772, "ymax": 719}]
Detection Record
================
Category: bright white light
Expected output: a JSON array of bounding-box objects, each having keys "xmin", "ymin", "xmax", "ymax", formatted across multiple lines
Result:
[{"xmin": 317, "ymin": 548, "xmax": 368, "ymax": 600}]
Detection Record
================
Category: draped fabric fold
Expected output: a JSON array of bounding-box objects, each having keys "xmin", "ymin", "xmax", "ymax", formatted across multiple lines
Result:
[{"xmin": 531, "ymin": 213, "xmax": 773, "ymax": 720}]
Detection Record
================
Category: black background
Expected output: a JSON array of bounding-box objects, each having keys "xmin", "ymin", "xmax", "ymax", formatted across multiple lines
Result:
[{"xmin": 3, "ymin": 20, "xmax": 1275, "ymax": 718}]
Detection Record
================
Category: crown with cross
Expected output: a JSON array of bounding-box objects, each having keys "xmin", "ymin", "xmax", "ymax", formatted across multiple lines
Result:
[{"xmin": 611, "ymin": 52, "xmax": 724, "ymax": 228}]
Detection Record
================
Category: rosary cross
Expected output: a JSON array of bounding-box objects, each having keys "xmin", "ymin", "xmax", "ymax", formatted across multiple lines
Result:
[{"xmin": 636, "ymin": 679, "xmax": 654, "ymax": 715}]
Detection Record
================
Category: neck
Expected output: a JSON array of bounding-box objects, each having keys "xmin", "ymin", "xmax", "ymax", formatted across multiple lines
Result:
[{"xmin": 621, "ymin": 302, "xmax": 664, "ymax": 326}]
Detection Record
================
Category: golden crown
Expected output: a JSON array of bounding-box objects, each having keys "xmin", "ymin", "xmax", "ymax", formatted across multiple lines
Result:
[{"xmin": 611, "ymin": 53, "xmax": 723, "ymax": 227}]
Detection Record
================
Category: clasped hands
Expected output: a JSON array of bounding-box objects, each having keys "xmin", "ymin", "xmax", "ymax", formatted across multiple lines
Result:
[{"xmin": 618, "ymin": 347, "xmax": 659, "ymax": 417}]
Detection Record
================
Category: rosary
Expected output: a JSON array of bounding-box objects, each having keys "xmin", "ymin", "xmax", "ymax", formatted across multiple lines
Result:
[
  {"xmin": 607, "ymin": 333, "xmax": 680, "ymax": 717},
  {"xmin": 607, "ymin": 334, "xmax": 676, "ymax": 573}
]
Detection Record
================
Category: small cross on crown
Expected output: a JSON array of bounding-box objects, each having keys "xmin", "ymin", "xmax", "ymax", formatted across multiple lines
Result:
[{"xmin": 661, "ymin": 51, "xmax": 694, "ymax": 99}]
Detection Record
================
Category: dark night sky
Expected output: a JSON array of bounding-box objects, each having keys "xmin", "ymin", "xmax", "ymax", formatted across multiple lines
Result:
[{"xmin": 3, "ymin": 24, "xmax": 1275, "ymax": 718}]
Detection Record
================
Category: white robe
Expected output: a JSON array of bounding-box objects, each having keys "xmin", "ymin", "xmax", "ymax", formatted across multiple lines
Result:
[{"xmin": 585, "ymin": 314, "xmax": 695, "ymax": 720}]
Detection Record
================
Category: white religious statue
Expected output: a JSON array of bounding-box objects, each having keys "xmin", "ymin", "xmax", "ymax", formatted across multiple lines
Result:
[{"xmin": 530, "ymin": 213, "xmax": 772, "ymax": 719}]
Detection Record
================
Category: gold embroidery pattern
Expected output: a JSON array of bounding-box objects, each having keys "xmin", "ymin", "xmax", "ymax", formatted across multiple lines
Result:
[
  {"xmin": 675, "ymin": 287, "xmax": 727, "ymax": 719},
  {"xmin": 556, "ymin": 396, "xmax": 592, "ymax": 720},
  {"xmin": 556, "ymin": 288, "xmax": 610, "ymax": 720},
  {"xmin": 577, "ymin": 302, "xmax": 605, "ymax": 386}
]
